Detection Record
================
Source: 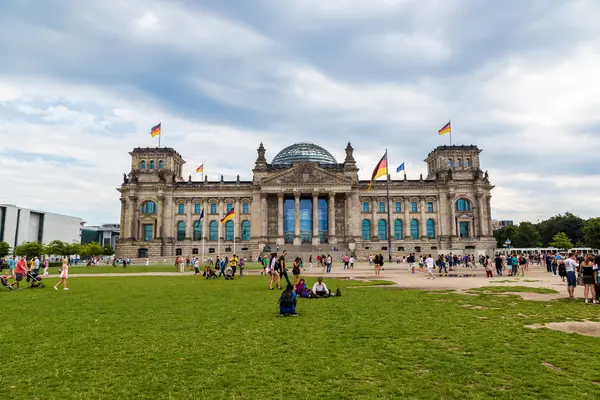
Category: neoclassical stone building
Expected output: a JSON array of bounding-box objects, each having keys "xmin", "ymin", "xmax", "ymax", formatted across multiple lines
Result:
[{"xmin": 116, "ymin": 142, "xmax": 496, "ymax": 259}]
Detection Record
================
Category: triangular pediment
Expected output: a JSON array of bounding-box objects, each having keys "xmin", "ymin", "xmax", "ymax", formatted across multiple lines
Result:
[{"xmin": 261, "ymin": 164, "xmax": 353, "ymax": 186}]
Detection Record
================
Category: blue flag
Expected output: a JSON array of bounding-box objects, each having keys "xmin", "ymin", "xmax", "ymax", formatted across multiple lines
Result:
[{"xmin": 396, "ymin": 163, "xmax": 405, "ymax": 173}]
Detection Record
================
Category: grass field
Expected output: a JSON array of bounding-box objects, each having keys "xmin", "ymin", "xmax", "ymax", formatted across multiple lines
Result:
[{"xmin": 1, "ymin": 276, "xmax": 600, "ymax": 399}]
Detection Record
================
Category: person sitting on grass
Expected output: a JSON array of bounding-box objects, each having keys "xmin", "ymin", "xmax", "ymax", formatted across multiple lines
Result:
[
  {"xmin": 311, "ymin": 277, "xmax": 331, "ymax": 298},
  {"xmin": 295, "ymin": 278, "xmax": 311, "ymax": 298},
  {"xmin": 279, "ymin": 284, "xmax": 298, "ymax": 316}
]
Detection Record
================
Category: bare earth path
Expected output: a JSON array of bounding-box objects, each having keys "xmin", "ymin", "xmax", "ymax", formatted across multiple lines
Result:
[{"xmin": 57, "ymin": 262, "xmax": 575, "ymax": 298}]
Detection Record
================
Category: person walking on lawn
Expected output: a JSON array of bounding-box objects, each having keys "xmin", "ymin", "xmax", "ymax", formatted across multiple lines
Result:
[{"xmin": 15, "ymin": 256, "xmax": 29, "ymax": 289}]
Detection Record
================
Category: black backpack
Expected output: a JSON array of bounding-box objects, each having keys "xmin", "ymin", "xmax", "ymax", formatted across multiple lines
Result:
[
  {"xmin": 336, "ymin": 288, "xmax": 341, "ymax": 297},
  {"xmin": 279, "ymin": 290, "xmax": 295, "ymax": 308}
]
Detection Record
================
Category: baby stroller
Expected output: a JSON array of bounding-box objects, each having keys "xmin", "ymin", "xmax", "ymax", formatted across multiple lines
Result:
[
  {"xmin": 1, "ymin": 275, "xmax": 15, "ymax": 291},
  {"xmin": 203, "ymin": 266, "xmax": 217, "ymax": 280},
  {"xmin": 28, "ymin": 273, "xmax": 45, "ymax": 289},
  {"xmin": 225, "ymin": 267, "xmax": 234, "ymax": 280}
]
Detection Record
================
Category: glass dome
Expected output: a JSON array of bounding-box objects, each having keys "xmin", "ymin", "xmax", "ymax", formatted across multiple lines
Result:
[{"xmin": 271, "ymin": 142, "xmax": 337, "ymax": 165}]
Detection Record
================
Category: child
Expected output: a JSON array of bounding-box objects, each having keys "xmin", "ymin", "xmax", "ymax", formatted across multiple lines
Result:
[{"xmin": 54, "ymin": 258, "xmax": 69, "ymax": 291}]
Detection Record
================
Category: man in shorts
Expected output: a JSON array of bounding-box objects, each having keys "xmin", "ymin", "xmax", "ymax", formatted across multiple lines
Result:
[
  {"xmin": 15, "ymin": 256, "xmax": 29, "ymax": 289},
  {"xmin": 408, "ymin": 253, "xmax": 416, "ymax": 274},
  {"xmin": 563, "ymin": 253, "xmax": 579, "ymax": 299},
  {"xmin": 425, "ymin": 254, "xmax": 435, "ymax": 279}
]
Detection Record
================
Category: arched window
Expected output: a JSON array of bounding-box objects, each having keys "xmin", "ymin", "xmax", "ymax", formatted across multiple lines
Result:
[
  {"xmin": 225, "ymin": 221, "xmax": 234, "ymax": 241},
  {"xmin": 456, "ymin": 159, "xmax": 462, "ymax": 167},
  {"xmin": 378, "ymin": 219, "xmax": 387, "ymax": 241},
  {"xmin": 427, "ymin": 219, "xmax": 436, "ymax": 239},
  {"xmin": 465, "ymin": 158, "xmax": 471, "ymax": 167},
  {"xmin": 193, "ymin": 221, "xmax": 202, "ymax": 241},
  {"xmin": 394, "ymin": 219, "xmax": 403, "ymax": 240},
  {"xmin": 140, "ymin": 160, "xmax": 146, "ymax": 169},
  {"xmin": 141, "ymin": 201, "xmax": 157, "ymax": 214},
  {"xmin": 158, "ymin": 160, "xmax": 164, "ymax": 169},
  {"xmin": 362, "ymin": 220, "xmax": 371, "ymax": 240},
  {"xmin": 149, "ymin": 160, "xmax": 155, "ymax": 169},
  {"xmin": 177, "ymin": 221, "xmax": 186, "ymax": 241},
  {"xmin": 447, "ymin": 158, "xmax": 453, "ymax": 167},
  {"xmin": 242, "ymin": 220, "xmax": 251, "ymax": 241},
  {"xmin": 410, "ymin": 219, "xmax": 419, "ymax": 239},
  {"xmin": 455, "ymin": 198, "xmax": 472, "ymax": 212},
  {"xmin": 209, "ymin": 221, "xmax": 218, "ymax": 241}
]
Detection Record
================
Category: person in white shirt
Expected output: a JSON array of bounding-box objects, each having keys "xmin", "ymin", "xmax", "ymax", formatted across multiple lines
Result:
[
  {"xmin": 425, "ymin": 255, "xmax": 436, "ymax": 279},
  {"xmin": 563, "ymin": 253, "xmax": 579, "ymax": 299},
  {"xmin": 311, "ymin": 277, "xmax": 330, "ymax": 298},
  {"xmin": 349, "ymin": 256, "xmax": 355, "ymax": 269}
]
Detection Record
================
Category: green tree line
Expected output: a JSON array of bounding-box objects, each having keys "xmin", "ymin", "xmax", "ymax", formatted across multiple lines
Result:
[
  {"xmin": 0, "ymin": 240, "xmax": 114, "ymax": 260},
  {"xmin": 494, "ymin": 212, "xmax": 600, "ymax": 249}
]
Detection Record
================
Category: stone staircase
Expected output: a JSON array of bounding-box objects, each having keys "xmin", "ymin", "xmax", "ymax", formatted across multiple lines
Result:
[{"xmin": 263, "ymin": 243, "xmax": 352, "ymax": 263}]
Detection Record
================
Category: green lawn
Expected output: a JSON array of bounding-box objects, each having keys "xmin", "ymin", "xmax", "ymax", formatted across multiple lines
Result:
[{"xmin": 1, "ymin": 276, "xmax": 600, "ymax": 399}]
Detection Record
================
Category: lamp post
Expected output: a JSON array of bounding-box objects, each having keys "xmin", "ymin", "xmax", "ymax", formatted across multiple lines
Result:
[{"xmin": 505, "ymin": 239, "xmax": 511, "ymax": 255}]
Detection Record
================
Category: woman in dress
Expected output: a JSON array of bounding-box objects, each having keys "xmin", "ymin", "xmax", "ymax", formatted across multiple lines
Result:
[
  {"xmin": 54, "ymin": 258, "xmax": 69, "ymax": 291},
  {"xmin": 292, "ymin": 257, "xmax": 301, "ymax": 284},
  {"xmin": 581, "ymin": 256, "xmax": 596, "ymax": 304}
]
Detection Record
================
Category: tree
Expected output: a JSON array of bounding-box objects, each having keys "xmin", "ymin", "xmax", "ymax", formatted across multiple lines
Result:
[
  {"xmin": 0, "ymin": 241, "xmax": 11, "ymax": 258},
  {"xmin": 83, "ymin": 242, "xmax": 105, "ymax": 258},
  {"xmin": 494, "ymin": 225, "xmax": 519, "ymax": 248},
  {"xmin": 549, "ymin": 232, "xmax": 573, "ymax": 250},
  {"xmin": 66, "ymin": 242, "xmax": 81, "ymax": 257},
  {"xmin": 103, "ymin": 244, "xmax": 115, "ymax": 256},
  {"xmin": 583, "ymin": 218, "xmax": 600, "ymax": 249},
  {"xmin": 14, "ymin": 241, "xmax": 45, "ymax": 259},
  {"xmin": 515, "ymin": 222, "xmax": 543, "ymax": 248},
  {"xmin": 45, "ymin": 240, "xmax": 69, "ymax": 257},
  {"xmin": 537, "ymin": 213, "xmax": 585, "ymax": 246}
]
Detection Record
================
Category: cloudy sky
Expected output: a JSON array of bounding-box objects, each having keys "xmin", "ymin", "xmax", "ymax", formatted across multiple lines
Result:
[{"xmin": 1, "ymin": 0, "xmax": 599, "ymax": 226}]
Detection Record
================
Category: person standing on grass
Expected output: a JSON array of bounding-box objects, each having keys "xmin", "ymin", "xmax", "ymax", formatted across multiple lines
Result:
[
  {"xmin": 54, "ymin": 258, "xmax": 69, "ymax": 291},
  {"xmin": 292, "ymin": 257, "xmax": 301, "ymax": 284},
  {"xmin": 14, "ymin": 256, "xmax": 28, "ymax": 289},
  {"xmin": 484, "ymin": 256, "xmax": 493, "ymax": 278},
  {"xmin": 563, "ymin": 253, "xmax": 579, "ymax": 299},
  {"xmin": 239, "ymin": 257, "xmax": 245, "ymax": 277},
  {"xmin": 425, "ymin": 254, "xmax": 436, "ymax": 280},
  {"xmin": 230, "ymin": 255, "xmax": 238, "ymax": 277},
  {"xmin": 194, "ymin": 257, "xmax": 200, "ymax": 275},
  {"xmin": 269, "ymin": 253, "xmax": 281, "ymax": 290},
  {"xmin": 43, "ymin": 259, "xmax": 49, "ymax": 277},
  {"xmin": 8, "ymin": 255, "xmax": 16, "ymax": 278},
  {"xmin": 580, "ymin": 256, "xmax": 596, "ymax": 304},
  {"xmin": 279, "ymin": 250, "xmax": 292, "ymax": 286}
]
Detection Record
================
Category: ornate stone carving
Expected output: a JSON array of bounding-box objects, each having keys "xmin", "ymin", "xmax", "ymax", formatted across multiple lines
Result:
[
  {"xmin": 267, "ymin": 195, "xmax": 278, "ymax": 236},
  {"xmin": 335, "ymin": 197, "xmax": 346, "ymax": 238}
]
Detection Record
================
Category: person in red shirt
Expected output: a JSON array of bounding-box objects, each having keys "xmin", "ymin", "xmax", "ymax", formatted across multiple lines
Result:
[{"xmin": 15, "ymin": 256, "xmax": 29, "ymax": 289}]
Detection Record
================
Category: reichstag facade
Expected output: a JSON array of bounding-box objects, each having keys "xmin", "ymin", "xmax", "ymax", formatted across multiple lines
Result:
[{"xmin": 116, "ymin": 142, "xmax": 496, "ymax": 259}]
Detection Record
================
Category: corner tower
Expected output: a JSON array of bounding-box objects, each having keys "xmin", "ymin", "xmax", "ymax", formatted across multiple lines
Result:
[
  {"xmin": 128, "ymin": 147, "xmax": 185, "ymax": 184},
  {"xmin": 424, "ymin": 145, "xmax": 482, "ymax": 180}
]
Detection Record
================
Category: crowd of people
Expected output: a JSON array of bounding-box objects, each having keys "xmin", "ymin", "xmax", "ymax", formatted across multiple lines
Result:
[{"xmin": 0, "ymin": 255, "xmax": 68, "ymax": 290}]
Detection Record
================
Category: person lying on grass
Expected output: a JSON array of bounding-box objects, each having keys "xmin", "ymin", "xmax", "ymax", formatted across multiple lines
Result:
[
  {"xmin": 279, "ymin": 284, "xmax": 298, "ymax": 316},
  {"xmin": 311, "ymin": 277, "xmax": 331, "ymax": 298}
]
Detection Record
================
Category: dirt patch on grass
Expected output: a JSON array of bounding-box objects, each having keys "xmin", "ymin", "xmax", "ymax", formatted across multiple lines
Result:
[
  {"xmin": 543, "ymin": 362, "xmax": 562, "ymax": 372},
  {"xmin": 526, "ymin": 321, "xmax": 600, "ymax": 337},
  {"xmin": 506, "ymin": 292, "xmax": 563, "ymax": 301}
]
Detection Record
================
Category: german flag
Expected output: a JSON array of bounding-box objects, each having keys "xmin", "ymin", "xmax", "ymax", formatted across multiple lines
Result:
[
  {"xmin": 438, "ymin": 121, "xmax": 451, "ymax": 136},
  {"xmin": 196, "ymin": 164, "xmax": 204, "ymax": 173},
  {"xmin": 368, "ymin": 152, "xmax": 387, "ymax": 190},
  {"xmin": 150, "ymin": 123, "xmax": 161, "ymax": 137},
  {"xmin": 221, "ymin": 208, "xmax": 234, "ymax": 223}
]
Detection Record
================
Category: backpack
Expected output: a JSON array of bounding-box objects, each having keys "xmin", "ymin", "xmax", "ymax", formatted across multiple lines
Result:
[
  {"xmin": 380, "ymin": 256, "xmax": 384, "ymax": 266},
  {"xmin": 336, "ymin": 288, "xmax": 342, "ymax": 297},
  {"xmin": 279, "ymin": 290, "xmax": 295, "ymax": 308}
]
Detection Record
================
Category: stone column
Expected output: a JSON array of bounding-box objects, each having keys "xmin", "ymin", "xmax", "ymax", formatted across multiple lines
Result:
[
  {"xmin": 476, "ymin": 194, "xmax": 484, "ymax": 237},
  {"xmin": 312, "ymin": 192, "xmax": 320, "ymax": 245},
  {"xmin": 235, "ymin": 197, "xmax": 241, "ymax": 240},
  {"xmin": 438, "ymin": 193, "xmax": 447, "ymax": 239},
  {"xmin": 202, "ymin": 198, "xmax": 209, "ymax": 240},
  {"xmin": 486, "ymin": 196, "xmax": 493, "ymax": 237},
  {"xmin": 277, "ymin": 193, "xmax": 284, "ymax": 245},
  {"xmin": 329, "ymin": 193, "xmax": 337, "ymax": 244},
  {"xmin": 186, "ymin": 198, "xmax": 192, "ymax": 240},
  {"xmin": 261, "ymin": 194, "xmax": 267, "ymax": 239},
  {"xmin": 120, "ymin": 198, "xmax": 127, "ymax": 238},
  {"xmin": 404, "ymin": 198, "xmax": 410, "ymax": 239},
  {"xmin": 420, "ymin": 198, "xmax": 427, "ymax": 239},
  {"xmin": 371, "ymin": 197, "xmax": 377, "ymax": 239},
  {"xmin": 157, "ymin": 196, "xmax": 164, "ymax": 239},
  {"xmin": 293, "ymin": 193, "xmax": 301, "ymax": 245},
  {"xmin": 450, "ymin": 198, "xmax": 457, "ymax": 237},
  {"xmin": 129, "ymin": 196, "xmax": 137, "ymax": 239},
  {"xmin": 218, "ymin": 199, "xmax": 223, "ymax": 241}
]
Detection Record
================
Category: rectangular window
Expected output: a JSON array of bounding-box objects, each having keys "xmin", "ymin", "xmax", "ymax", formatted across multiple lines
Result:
[
  {"xmin": 379, "ymin": 202, "xmax": 385, "ymax": 213},
  {"xmin": 459, "ymin": 222, "xmax": 470, "ymax": 238},
  {"xmin": 411, "ymin": 202, "xmax": 417, "ymax": 212},
  {"xmin": 243, "ymin": 203, "xmax": 249, "ymax": 214},
  {"xmin": 143, "ymin": 224, "xmax": 153, "ymax": 241},
  {"xmin": 427, "ymin": 202, "xmax": 433, "ymax": 213},
  {"xmin": 395, "ymin": 202, "xmax": 401, "ymax": 213},
  {"xmin": 194, "ymin": 204, "xmax": 201, "ymax": 214},
  {"xmin": 227, "ymin": 203, "xmax": 233, "ymax": 212},
  {"xmin": 363, "ymin": 202, "xmax": 369, "ymax": 213},
  {"xmin": 178, "ymin": 204, "xmax": 185, "ymax": 215},
  {"xmin": 210, "ymin": 203, "xmax": 217, "ymax": 214}
]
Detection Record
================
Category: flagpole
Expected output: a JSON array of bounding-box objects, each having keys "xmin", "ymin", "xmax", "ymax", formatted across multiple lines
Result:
[
  {"xmin": 201, "ymin": 220, "xmax": 205, "ymax": 264},
  {"xmin": 385, "ymin": 150, "xmax": 392, "ymax": 263},
  {"xmin": 233, "ymin": 220, "xmax": 236, "ymax": 255},
  {"xmin": 218, "ymin": 223, "xmax": 221, "ymax": 259},
  {"xmin": 449, "ymin": 120, "xmax": 452, "ymax": 146},
  {"xmin": 158, "ymin": 123, "xmax": 161, "ymax": 148}
]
